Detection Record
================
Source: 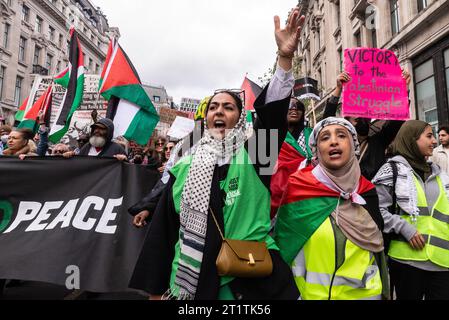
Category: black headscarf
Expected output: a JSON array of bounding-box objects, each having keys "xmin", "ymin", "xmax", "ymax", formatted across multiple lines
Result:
[
  {"xmin": 391, "ymin": 120, "xmax": 431, "ymax": 179},
  {"xmin": 290, "ymin": 98, "xmax": 306, "ymax": 140}
]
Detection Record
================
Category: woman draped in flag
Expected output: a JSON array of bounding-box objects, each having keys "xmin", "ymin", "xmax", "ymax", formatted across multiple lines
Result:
[
  {"xmin": 129, "ymin": 8, "xmax": 304, "ymax": 300},
  {"xmin": 275, "ymin": 117, "xmax": 389, "ymax": 300},
  {"xmin": 270, "ymin": 96, "xmax": 313, "ymax": 218},
  {"xmin": 373, "ymin": 121, "xmax": 449, "ymax": 300}
]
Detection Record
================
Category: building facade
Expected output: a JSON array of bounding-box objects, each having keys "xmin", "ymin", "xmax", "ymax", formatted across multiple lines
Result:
[
  {"xmin": 296, "ymin": 0, "xmax": 449, "ymax": 131},
  {"xmin": 0, "ymin": 0, "xmax": 119, "ymax": 125}
]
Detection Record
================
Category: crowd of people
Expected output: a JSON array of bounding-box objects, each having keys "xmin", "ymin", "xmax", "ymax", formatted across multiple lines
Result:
[{"xmin": 1, "ymin": 7, "xmax": 449, "ymax": 301}]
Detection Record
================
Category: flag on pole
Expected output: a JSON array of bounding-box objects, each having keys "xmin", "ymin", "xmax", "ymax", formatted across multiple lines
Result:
[
  {"xmin": 15, "ymin": 97, "xmax": 29, "ymax": 123},
  {"xmin": 18, "ymin": 86, "xmax": 53, "ymax": 132},
  {"xmin": 99, "ymin": 41, "xmax": 159, "ymax": 145},
  {"xmin": 241, "ymin": 76, "xmax": 262, "ymax": 111},
  {"xmin": 49, "ymin": 28, "xmax": 84, "ymax": 143},
  {"xmin": 54, "ymin": 67, "xmax": 70, "ymax": 88}
]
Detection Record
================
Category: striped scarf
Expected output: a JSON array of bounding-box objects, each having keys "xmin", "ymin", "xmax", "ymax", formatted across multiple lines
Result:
[{"xmin": 168, "ymin": 109, "xmax": 248, "ymax": 300}]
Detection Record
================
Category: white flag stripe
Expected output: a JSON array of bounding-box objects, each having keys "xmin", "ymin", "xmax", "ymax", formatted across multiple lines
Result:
[{"xmin": 113, "ymin": 99, "xmax": 140, "ymax": 139}]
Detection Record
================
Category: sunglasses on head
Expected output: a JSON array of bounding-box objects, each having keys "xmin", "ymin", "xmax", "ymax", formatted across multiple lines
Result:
[{"xmin": 214, "ymin": 89, "xmax": 246, "ymax": 106}]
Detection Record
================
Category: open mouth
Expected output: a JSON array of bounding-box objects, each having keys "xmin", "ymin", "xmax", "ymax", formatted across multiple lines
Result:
[
  {"xmin": 329, "ymin": 149, "xmax": 343, "ymax": 159},
  {"xmin": 213, "ymin": 120, "xmax": 226, "ymax": 129}
]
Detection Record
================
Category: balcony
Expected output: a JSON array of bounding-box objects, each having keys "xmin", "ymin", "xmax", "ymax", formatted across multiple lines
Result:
[
  {"xmin": 350, "ymin": 0, "xmax": 375, "ymax": 21},
  {"xmin": 35, "ymin": 0, "xmax": 67, "ymax": 28},
  {"xmin": 32, "ymin": 65, "xmax": 49, "ymax": 76}
]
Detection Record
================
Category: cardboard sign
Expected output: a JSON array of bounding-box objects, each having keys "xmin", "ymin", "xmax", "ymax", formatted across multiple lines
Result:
[
  {"xmin": 167, "ymin": 116, "xmax": 195, "ymax": 140},
  {"xmin": 342, "ymin": 48, "xmax": 409, "ymax": 120}
]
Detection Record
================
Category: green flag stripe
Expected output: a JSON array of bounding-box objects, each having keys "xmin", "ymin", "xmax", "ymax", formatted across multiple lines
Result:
[
  {"xmin": 124, "ymin": 108, "xmax": 159, "ymax": 145},
  {"xmin": 275, "ymin": 196, "xmax": 339, "ymax": 265},
  {"xmin": 102, "ymin": 84, "xmax": 156, "ymax": 114}
]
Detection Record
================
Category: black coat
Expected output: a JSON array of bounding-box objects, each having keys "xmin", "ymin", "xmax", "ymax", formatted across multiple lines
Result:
[{"xmin": 129, "ymin": 87, "xmax": 299, "ymax": 300}]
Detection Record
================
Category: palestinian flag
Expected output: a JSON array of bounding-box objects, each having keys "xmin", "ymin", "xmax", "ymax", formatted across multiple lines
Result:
[
  {"xmin": 99, "ymin": 41, "xmax": 159, "ymax": 145},
  {"xmin": 15, "ymin": 97, "xmax": 29, "ymax": 123},
  {"xmin": 54, "ymin": 67, "xmax": 70, "ymax": 88},
  {"xmin": 274, "ymin": 166, "xmax": 375, "ymax": 265},
  {"xmin": 270, "ymin": 130, "xmax": 313, "ymax": 218},
  {"xmin": 18, "ymin": 86, "xmax": 52, "ymax": 132},
  {"xmin": 241, "ymin": 76, "xmax": 262, "ymax": 111},
  {"xmin": 49, "ymin": 27, "xmax": 84, "ymax": 144}
]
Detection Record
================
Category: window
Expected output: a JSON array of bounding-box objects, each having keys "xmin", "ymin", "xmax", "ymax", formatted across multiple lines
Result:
[
  {"xmin": 95, "ymin": 64, "xmax": 99, "ymax": 74},
  {"xmin": 154, "ymin": 96, "xmax": 161, "ymax": 103},
  {"xmin": 35, "ymin": 16, "xmax": 43, "ymax": 33},
  {"xmin": 49, "ymin": 26, "xmax": 55, "ymax": 42},
  {"xmin": 338, "ymin": 48, "xmax": 343, "ymax": 72},
  {"xmin": 46, "ymin": 54, "xmax": 53, "ymax": 72},
  {"xmin": 415, "ymin": 60, "xmax": 438, "ymax": 133},
  {"xmin": 33, "ymin": 46, "xmax": 41, "ymax": 65},
  {"xmin": 22, "ymin": 5, "xmax": 30, "ymax": 22},
  {"xmin": 371, "ymin": 29, "xmax": 377, "ymax": 48},
  {"xmin": 2, "ymin": 23, "xmax": 10, "ymax": 49},
  {"xmin": 445, "ymin": 49, "xmax": 449, "ymax": 105},
  {"xmin": 390, "ymin": 0, "xmax": 400, "ymax": 35},
  {"xmin": 418, "ymin": 0, "xmax": 428, "ymax": 12},
  {"xmin": 354, "ymin": 30, "xmax": 362, "ymax": 47},
  {"xmin": 59, "ymin": 34, "xmax": 64, "ymax": 47},
  {"xmin": 0, "ymin": 66, "xmax": 5, "ymax": 100},
  {"xmin": 14, "ymin": 76, "xmax": 23, "ymax": 107},
  {"xmin": 18, "ymin": 37, "xmax": 27, "ymax": 62}
]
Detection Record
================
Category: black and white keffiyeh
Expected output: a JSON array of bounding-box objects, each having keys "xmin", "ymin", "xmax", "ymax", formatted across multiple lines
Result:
[
  {"xmin": 309, "ymin": 117, "xmax": 360, "ymax": 160},
  {"xmin": 166, "ymin": 108, "xmax": 249, "ymax": 300}
]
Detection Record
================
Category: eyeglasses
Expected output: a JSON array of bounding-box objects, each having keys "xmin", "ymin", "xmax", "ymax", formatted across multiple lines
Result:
[
  {"xmin": 214, "ymin": 89, "xmax": 246, "ymax": 107},
  {"xmin": 53, "ymin": 150, "xmax": 65, "ymax": 155},
  {"xmin": 289, "ymin": 102, "xmax": 299, "ymax": 110},
  {"xmin": 156, "ymin": 142, "xmax": 165, "ymax": 146},
  {"xmin": 165, "ymin": 146, "xmax": 174, "ymax": 151}
]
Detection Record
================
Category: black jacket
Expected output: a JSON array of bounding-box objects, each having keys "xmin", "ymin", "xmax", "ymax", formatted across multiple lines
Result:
[
  {"xmin": 129, "ymin": 87, "xmax": 299, "ymax": 300},
  {"xmin": 78, "ymin": 118, "xmax": 127, "ymax": 157}
]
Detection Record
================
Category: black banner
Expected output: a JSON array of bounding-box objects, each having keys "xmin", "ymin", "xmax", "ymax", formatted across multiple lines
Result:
[
  {"xmin": 293, "ymin": 77, "xmax": 321, "ymax": 101},
  {"xmin": 0, "ymin": 157, "xmax": 159, "ymax": 293}
]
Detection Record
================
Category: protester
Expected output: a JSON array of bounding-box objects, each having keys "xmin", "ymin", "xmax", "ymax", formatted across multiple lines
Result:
[
  {"xmin": 270, "ymin": 96, "xmax": 313, "ymax": 218},
  {"xmin": 322, "ymin": 70, "xmax": 410, "ymax": 180},
  {"xmin": 51, "ymin": 144, "xmax": 70, "ymax": 156},
  {"xmin": 129, "ymin": 8, "xmax": 305, "ymax": 300},
  {"xmin": 63, "ymin": 118, "xmax": 127, "ymax": 159},
  {"xmin": 430, "ymin": 126, "xmax": 449, "ymax": 175},
  {"xmin": 372, "ymin": 120, "xmax": 449, "ymax": 300},
  {"xmin": 0, "ymin": 125, "xmax": 12, "ymax": 155},
  {"xmin": 129, "ymin": 101, "xmax": 208, "ymax": 229},
  {"xmin": 274, "ymin": 117, "xmax": 388, "ymax": 300},
  {"xmin": 2, "ymin": 129, "xmax": 37, "ymax": 157}
]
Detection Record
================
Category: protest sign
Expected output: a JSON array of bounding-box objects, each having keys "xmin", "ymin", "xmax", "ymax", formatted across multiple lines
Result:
[
  {"xmin": 167, "ymin": 116, "xmax": 195, "ymax": 140},
  {"xmin": 342, "ymin": 48, "xmax": 409, "ymax": 120}
]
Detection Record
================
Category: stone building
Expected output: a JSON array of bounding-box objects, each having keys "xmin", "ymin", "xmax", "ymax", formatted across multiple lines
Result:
[
  {"xmin": 0, "ymin": 0, "xmax": 119, "ymax": 124},
  {"xmin": 296, "ymin": 0, "xmax": 449, "ymax": 131}
]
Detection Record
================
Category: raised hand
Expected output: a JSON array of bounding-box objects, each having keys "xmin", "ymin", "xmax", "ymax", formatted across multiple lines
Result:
[{"xmin": 274, "ymin": 8, "xmax": 305, "ymax": 59}]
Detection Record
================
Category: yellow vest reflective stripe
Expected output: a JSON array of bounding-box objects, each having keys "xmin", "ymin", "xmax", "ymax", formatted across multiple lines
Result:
[
  {"xmin": 388, "ymin": 175, "xmax": 449, "ymax": 268},
  {"xmin": 292, "ymin": 218, "xmax": 383, "ymax": 300}
]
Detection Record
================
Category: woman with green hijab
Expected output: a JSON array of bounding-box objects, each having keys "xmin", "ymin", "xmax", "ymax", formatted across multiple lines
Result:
[{"xmin": 373, "ymin": 120, "xmax": 449, "ymax": 300}]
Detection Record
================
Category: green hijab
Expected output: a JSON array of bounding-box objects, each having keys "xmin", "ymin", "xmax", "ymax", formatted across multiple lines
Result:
[{"xmin": 392, "ymin": 120, "xmax": 431, "ymax": 177}]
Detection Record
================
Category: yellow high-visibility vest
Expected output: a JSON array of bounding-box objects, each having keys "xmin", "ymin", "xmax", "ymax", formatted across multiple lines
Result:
[
  {"xmin": 389, "ymin": 175, "xmax": 449, "ymax": 268},
  {"xmin": 292, "ymin": 218, "xmax": 383, "ymax": 300}
]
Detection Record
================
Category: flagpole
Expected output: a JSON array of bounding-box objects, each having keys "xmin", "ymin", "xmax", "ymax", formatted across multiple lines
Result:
[{"xmin": 311, "ymin": 99, "xmax": 317, "ymax": 126}]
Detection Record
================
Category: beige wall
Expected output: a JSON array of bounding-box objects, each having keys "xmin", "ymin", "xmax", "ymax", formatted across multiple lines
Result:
[
  {"xmin": 297, "ymin": 0, "xmax": 449, "ymax": 124},
  {"xmin": 0, "ymin": 0, "xmax": 117, "ymax": 124}
]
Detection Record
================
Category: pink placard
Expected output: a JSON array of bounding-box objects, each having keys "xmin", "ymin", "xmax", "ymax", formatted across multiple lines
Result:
[{"xmin": 342, "ymin": 48, "xmax": 410, "ymax": 120}]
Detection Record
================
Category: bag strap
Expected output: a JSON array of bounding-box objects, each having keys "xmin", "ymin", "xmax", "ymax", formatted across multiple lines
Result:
[
  {"xmin": 389, "ymin": 161, "xmax": 399, "ymax": 215},
  {"xmin": 209, "ymin": 208, "xmax": 225, "ymax": 241}
]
